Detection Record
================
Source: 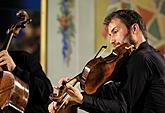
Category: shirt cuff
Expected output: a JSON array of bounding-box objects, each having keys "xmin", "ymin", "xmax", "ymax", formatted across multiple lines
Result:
[{"xmin": 80, "ymin": 94, "xmax": 93, "ymax": 109}]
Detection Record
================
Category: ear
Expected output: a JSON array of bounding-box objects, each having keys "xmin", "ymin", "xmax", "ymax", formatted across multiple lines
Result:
[{"xmin": 131, "ymin": 23, "xmax": 139, "ymax": 34}]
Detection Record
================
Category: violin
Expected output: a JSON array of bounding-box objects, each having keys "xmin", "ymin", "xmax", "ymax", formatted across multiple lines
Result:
[
  {"xmin": 0, "ymin": 10, "xmax": 31, "ymax": 113},
  {"xmin": 49, "ymin": 43, "xmax": 134, "ymax": 113}
]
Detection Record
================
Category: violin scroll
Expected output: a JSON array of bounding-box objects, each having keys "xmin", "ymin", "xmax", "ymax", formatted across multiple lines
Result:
[
  {"xmin": 4, "ymin": 10, "xmax": 32, "ymax": 50},
  {"xmin": 16, "ymin": 10, "xmax": 32, "ymax": 28},
  {"xmin": 7, "ymin": 10, "xmax": 32, "ymax": 37}
]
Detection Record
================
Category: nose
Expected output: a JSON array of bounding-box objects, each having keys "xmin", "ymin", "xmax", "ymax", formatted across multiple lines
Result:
[{"xmin": 110, "ymin": 35, "xmax": 116, "ymax": 44}]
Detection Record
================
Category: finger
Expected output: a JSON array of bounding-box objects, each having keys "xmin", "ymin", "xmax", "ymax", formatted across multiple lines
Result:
[
  {"xmin": 58, "ymin": 77, "xmax": 70, "ymax": 84},
  {"xmin": 53, "ymin": 101, "xmax": 57, "ymax": 109},
  {"xmin": 66, "ymin": 84, "xmax": 75, "ymax": 94},
  {"xmin": 0, "ymin": 54, "xmax": 11, "ymax": 64},
  {"xmin": 66, "ymin": 83, "xmax": 72, "ymax": 89},
  {"xmin": 0, "ymin": 57, "xmax": 5, "ymax": 62},
  {"xmin": 0, "ymin": 51, "xmax": 5, "ymax": 57},
  {"xmin": 0, "ymin": 50, "xmax": 8, "ymax": 57},
  {"xmin": 48, "ymin": 102, "xmax": 55, "ymax": 113},
  {"xmin": 67, "ymin": 88, "xmax": 75, "ymax": 95},
  {"xmin": 0, "ymin": 60, "xmax": 6, "ymax": 66}
]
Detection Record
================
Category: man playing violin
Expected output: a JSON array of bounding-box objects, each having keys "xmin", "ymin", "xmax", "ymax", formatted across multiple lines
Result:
[{"xmin": 48, "ymin": 9, "xmax": 165, "ymax": 113}]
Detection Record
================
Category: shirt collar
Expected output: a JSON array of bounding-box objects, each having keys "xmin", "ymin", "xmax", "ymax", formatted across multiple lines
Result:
[{"xmin": 136, "ymin": 41, "xmax": 149, "ymax": 51}]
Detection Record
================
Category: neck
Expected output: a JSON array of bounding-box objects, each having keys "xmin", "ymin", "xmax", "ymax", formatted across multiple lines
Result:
[{"xmin": 135, "ymin": 33, "xmax": 146, "ymax": 49}]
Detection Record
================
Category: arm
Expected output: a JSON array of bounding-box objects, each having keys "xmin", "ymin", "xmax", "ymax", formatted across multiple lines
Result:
[
  {"xmin": 24, "ymin": 51, "xmax": 53, "ymax": 103},
  {"xmin": 0, "ymin": 50, "xmax": 31, "ymax": 83},
  {"xmin": 66, "ymin": 82, "xmax": 126, "ymax": 113},
  {"xmin": 0, "ymin": 50, "xmax": 53, "ymax": 104}
]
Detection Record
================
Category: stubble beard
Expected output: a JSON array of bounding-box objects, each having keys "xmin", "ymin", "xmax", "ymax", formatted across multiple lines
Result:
[{"xmin": 123, "ymin": 31, "xmax": 136, "ymax": 46}]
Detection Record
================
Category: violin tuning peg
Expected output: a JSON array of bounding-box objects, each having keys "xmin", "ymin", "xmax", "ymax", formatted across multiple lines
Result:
[
  {"xmin": 6, "ymin": 29, "xmax": 10, "ymax": 34},
  {"xmin": 49, "ymin": 93, "xmax": 58, "ymax": 101},
  {"xmin": 49, "ymin": 93, "xmax": 57, "ymax": 97},
  {"xmin": 29, "ymin": 18, "xmax": 32, "ymax": 23},
  {"xmin": 62, "ymin": 81, "xmax": 66, "ymax": 86},
  {"xmin": 59, "ymin": 85, "xmax": 65, "ymax": 90}
]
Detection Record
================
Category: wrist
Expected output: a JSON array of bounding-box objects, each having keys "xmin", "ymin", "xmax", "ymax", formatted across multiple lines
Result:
[
  {"xmin": 10, "ymin": 64, "xmax": 16, "ymax": 72},
  {"xmin": 78, "ymin": 94, "xmax": 83, "ymax": 104}
]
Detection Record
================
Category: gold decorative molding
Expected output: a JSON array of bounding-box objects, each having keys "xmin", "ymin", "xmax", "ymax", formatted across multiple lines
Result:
[{"xmin": 40, "ymin": 0, "xmax": 47, "ymax": 73}]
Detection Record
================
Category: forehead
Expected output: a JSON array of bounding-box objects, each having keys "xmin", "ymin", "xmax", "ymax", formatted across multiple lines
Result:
[{"xmin": 108, "ymin": 18, "xmax": 126, "ymax": 31}]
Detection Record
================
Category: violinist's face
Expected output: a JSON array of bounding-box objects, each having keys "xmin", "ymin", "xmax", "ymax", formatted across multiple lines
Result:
[{"xmin": 107, "ymin": 18, "xmax": 135, "ymax": 48}]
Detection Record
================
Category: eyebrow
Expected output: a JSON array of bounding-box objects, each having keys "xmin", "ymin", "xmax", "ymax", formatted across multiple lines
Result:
[
  {"xmin": 109, "ymin": 26, "xmax": 117, "ymax": 36},
  {"xmin": 111, "ymin": 27, "xmax": 115, "ymax": 33}
]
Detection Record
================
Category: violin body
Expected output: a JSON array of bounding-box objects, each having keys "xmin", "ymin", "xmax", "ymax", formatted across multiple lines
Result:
[
  {"xmin": 0, "ymin": 71, "xmax": 29, "ymax": 113},
  {"xmin": 82, "ymin": 43, "xmax": 133, "ymax": 94}
]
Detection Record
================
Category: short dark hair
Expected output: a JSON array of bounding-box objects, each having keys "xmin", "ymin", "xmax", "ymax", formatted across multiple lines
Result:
[{"xmin": 103, "ymin": 9, "xmax": 147, "ymax": 39}]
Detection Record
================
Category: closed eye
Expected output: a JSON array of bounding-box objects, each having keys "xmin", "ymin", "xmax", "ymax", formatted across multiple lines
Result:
[{"xmin": 112, "ymin": 29, "xmax": 118, "ymax": 34}]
